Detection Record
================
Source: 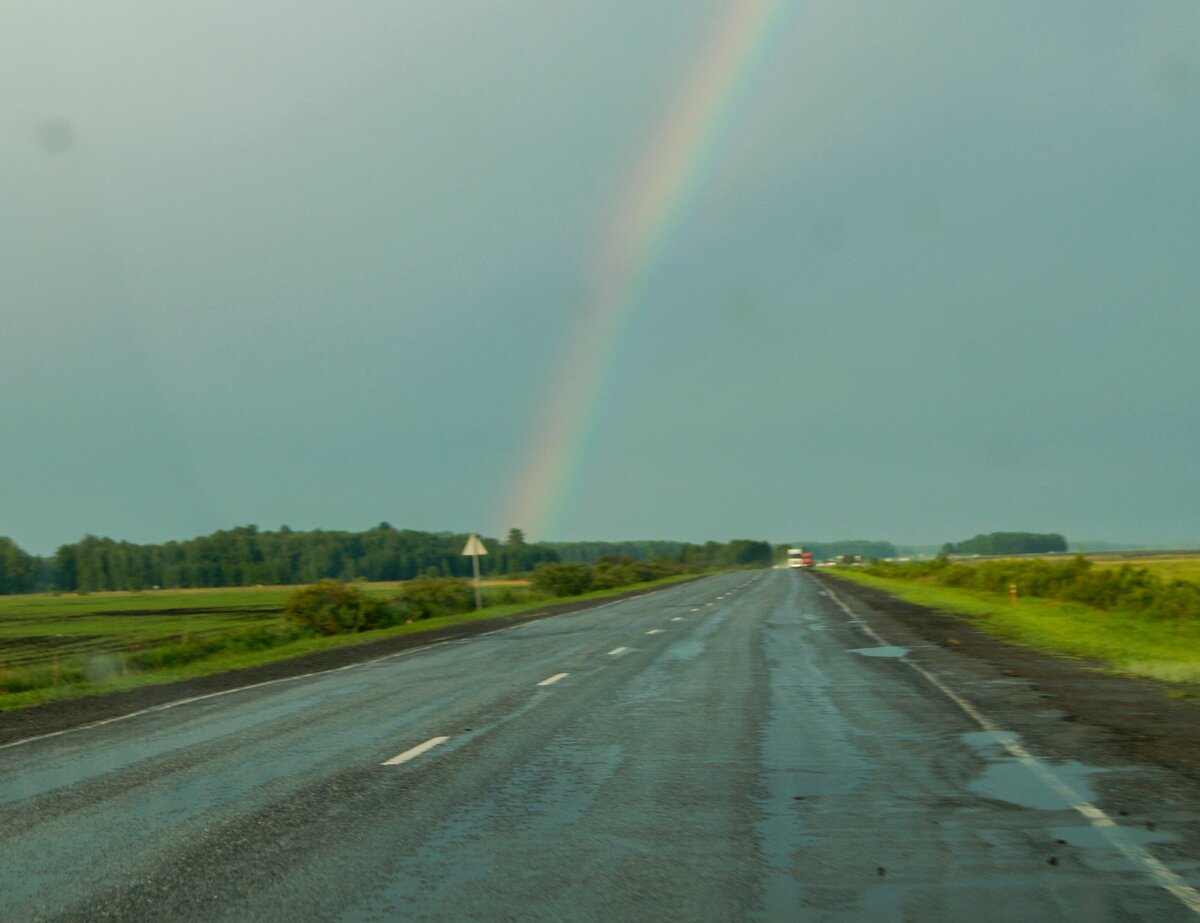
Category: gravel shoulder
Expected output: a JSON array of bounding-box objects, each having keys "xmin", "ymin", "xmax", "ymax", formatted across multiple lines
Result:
[{"xmin": 819, "ymin": 572, "xmax": 1200, "ymax": 782}]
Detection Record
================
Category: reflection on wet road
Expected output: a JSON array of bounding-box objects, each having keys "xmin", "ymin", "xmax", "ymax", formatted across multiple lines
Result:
[{"xmin": 0, "ymin": 571, "xmax": 1197, "ymax": 921}]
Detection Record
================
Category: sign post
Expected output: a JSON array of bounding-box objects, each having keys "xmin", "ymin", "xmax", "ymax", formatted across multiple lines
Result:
[{"xmin": 462, "ymin": 534, "xmax": 488, "ymax": 610}]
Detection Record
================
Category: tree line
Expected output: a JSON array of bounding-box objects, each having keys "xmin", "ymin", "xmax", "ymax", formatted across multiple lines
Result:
[
  {"xmin": 0, "ymin": 538, "xmax": 44, "ymax": 595},
  {"xmin": 546, "ymin": 539, "xmax": 772, "ymax": 569},
  {"xmin": 0, "ymin": 526, "xmax": 776, "ymax": 595},
  {"xmin": 50, "ymin": 525, "xmax": 560, "ymax": 592},
  {"xmin": 942, "ymin": 532, "xmax": 1067, "ymax": 556}
]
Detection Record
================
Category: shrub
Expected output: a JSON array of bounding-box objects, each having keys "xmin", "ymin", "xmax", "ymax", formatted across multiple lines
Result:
[
  {"xmin": 394, "ymin": 577, "xmax": 474, "ymax": 620},
  {"xmin": 484, "ymin": 586, "xmax": 544, "ymax": 606},
  {"xmin": 591, "ymin": 555, "xmax": 634, "ymax": 590},
  {"xmin": 862, "ymin": 557, "xmax": 1200, "ymax": 625},
  {"xmin": 531, "ymin": 562, "xmax": 596, "ymax": 597},
  {"xmin": 284, "ymin": 579, "xmax": 395, "ymax": 635}
]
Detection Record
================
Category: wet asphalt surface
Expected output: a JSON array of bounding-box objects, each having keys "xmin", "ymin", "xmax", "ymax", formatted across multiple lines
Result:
[{"xmin": 2, "ymin": 570, "xmax": 1198, "ymax": 921}]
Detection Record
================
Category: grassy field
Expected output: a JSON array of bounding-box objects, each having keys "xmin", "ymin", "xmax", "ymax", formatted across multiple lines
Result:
[
  {"xmin": 1092, "ymin": 556, "xmax": 1200, "ymax": 583},
  {"xmin": 0, "ymin": 587, "xmax": 290, "ymax": 669},
  {"xmin": 827, "ymin": 568, "xmax": 1200, "ymax": 687},
  {"xmin": 0, "ymin": 575, "xmax": 693, "ymax": 711}
]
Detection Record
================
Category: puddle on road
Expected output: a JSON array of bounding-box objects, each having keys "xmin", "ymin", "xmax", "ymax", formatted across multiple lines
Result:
[
  {"xmin": 1050, "ymin": 823, "xmax": 1177, "ymax": 852},
  {"xmin": 960, "ymin": 732, "xmax": 1191, "ymax": 877},
  {"xmin": 968, "ymin": 760, "xmax": 1100, "ymax": 810},
  {"xmin": 849, "ymin": 645, "xmax": 909, "ymax": 659},
  {"xmin": 961, "ymin": 730, "xmax": 1103, "ymax": 811},
  {"xmin": 663, "ymin": 639, "xmax": 705, "ymax": 662},
  {"xmin": 963, "ymin": 730, "xmax": 1019, "ymax": 748}
]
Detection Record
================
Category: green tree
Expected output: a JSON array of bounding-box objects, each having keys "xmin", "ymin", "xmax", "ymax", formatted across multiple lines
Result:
[
  {"xmin": 0, "ymin": 537, "xmax": 38, "ymax": 594},
  {"xmin": 726, "ymin": 539, "xmax": 774, "ymax": 567}
]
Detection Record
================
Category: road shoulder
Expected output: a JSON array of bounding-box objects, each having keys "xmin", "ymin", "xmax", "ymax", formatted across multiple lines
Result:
[{"xmin": 817, "ymin": 572, "xmax": 1200, "ymax": 783}]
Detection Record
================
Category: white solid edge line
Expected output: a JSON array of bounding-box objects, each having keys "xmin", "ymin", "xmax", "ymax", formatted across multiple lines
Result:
[
  {"xmin": 382, "ymin": 735, "xmax": 450, "ymax": 766},
  {"xmin": 537, "ymin": 672, "xmax": 570, "ymax": 686},
  {"xmin": 0, "ymin": 636, "xmax": 462, "ymax": 754},
  {"xmin": 821, "ymin": 578, "xmax": 1200, "ymax": 917},
  {"xmin": 607, "ymin": 647, "xmax": 628, "ymax": 655}
]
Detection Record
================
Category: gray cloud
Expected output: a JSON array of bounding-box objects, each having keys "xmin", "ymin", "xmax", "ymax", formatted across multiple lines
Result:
[{"xmin": 2, "ymin": 0, "xmax": 1198, "ymax": 551}]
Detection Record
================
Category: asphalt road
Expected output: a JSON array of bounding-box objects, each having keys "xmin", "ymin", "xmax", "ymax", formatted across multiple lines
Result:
[{"xmin": 2, "ymin": 570, "xmax": 1198, "ymax": 921}]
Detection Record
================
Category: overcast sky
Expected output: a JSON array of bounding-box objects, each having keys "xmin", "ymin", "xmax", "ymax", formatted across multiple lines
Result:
[{"xmin": 3, "ymin": 1, "xmax": 1198, "ymax": 553}]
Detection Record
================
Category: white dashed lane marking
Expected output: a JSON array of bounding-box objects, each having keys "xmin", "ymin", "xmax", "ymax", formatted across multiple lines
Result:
[
  {"xmin": 383, "ymin": 736, "xmax": 449, "ymax": 766},
  {"xmin": 537, "ymin": 673, "xmax": 570, "ymax": 687}
]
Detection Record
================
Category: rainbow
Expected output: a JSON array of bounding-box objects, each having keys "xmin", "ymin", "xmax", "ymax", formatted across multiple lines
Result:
[{"xmin": 501, "ymin": 0, "xmax": 800, "ymax": 538}]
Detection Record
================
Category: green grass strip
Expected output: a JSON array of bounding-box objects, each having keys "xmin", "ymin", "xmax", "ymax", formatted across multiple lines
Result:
[{"xmin": 825, "ymin": 569, "xmax": 1200, "ymax": 687}]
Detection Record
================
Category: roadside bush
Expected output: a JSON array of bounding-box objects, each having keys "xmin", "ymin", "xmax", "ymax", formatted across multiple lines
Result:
[
  {"xmin": 594, "ymin": 559, "xmax": 682, "ymax": 588},
  {"xmin": 486, "ymin": 586, "xmax": 520, "ymax": 605},
  {"xmin": 531, "ymin": 562, "xmax": 596, "ymax": 597},
  {"xmin": 639, "ymin": 559, "xmax": 687, "ymax": 581},
  {"xmin": 590, "ymin": 554, "xmax": 638, "ymax": 590},
  {"xmin": 532, "ymin": 558, "xmax": 688, "ymax": 596},
  {"xmin": 592, "ymin": 560, "xmax": 639, "ymax": 590},
  {"xmin": 863, "ymin": 557, "xmax": 1200, "ymax": 625},
  {"xmin": 393, "ymin": 577, "xmax": 474, "ymax": 621},
  {"xmin": 284, "ymin": 579, "xmax": 395, "ymax": 635},
  {"xmin": 483, "ymin": 585, "xmax": 545, "ymax": 606}
]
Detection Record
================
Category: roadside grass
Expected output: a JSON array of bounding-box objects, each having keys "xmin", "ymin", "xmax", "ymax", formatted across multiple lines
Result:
[
  {"xmin": 1093, "ymin": 557, "xmax": 1200, "ymax": 584},
  {"xmin": 0, "ymin": 573, "xmax": 698, "ymax": 711},
  {"xmin": 0, "ymin": 581, "xmax": 537, "ymax": 668},
  {"xmin": 825, "ymin": 569, "xmax": 1200, "ymax": 687},
  {"xmin": 0, "ymin": 579, "xmax": 529, "ymax": 619}
]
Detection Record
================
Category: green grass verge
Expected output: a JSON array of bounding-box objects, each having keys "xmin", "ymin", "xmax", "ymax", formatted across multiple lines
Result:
[
  {"xmin": 825, "ymin": 569, "xmax": 1200, "ymax": 687},
  {"xmin": 0, "ymin": 573, "xmax": 702, "ymax": 711}
]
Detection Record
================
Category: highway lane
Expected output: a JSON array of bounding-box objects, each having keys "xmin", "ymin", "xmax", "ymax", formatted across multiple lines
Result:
[{"xmin": 1, "ymin": 570, "xmax": 1198, "ymax": 921}]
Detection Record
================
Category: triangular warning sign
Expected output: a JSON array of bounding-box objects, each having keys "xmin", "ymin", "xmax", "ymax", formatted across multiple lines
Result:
[{"xmin": 461, "ymin": 534, "xmax": 488, "ymax": 556}]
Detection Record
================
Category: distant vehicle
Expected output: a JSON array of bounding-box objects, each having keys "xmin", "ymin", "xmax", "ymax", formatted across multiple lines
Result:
[{"xmin": 786, "ymin": 548, "xmax": 814, "ymax": 569}]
